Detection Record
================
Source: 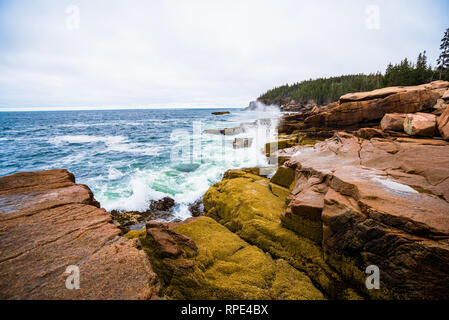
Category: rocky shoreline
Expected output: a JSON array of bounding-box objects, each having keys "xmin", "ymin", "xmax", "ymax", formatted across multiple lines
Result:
[
  {"xmin": 0, "ymin": 169, "xmax": 160, "ymax": 299},
  {"xmin": 1, "ymin": 81, "xmax": 449, "ymax": 299}
]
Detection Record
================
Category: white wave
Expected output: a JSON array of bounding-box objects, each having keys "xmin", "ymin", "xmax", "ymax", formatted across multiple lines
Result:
[
  {"xmin": 95, "ymin": 112, "xmax": 279, "ymax": 220},
  {"xmin": 106, "ymin": 142, "xmax": 163, "ymax": 156},
  {"xmin": 56, "ymin": 121, "xmax": 144, "ymax": 128},
  {"xmin": 108, "ymin": 167, "xmax": 124, "ymax": 180},
  {"xmin": 244, "ymin": 101, "xmax": 281, "ymax": 114},
  {"xmin": 99, "ymin": 174, "xmax": 170, "ymax": 212},
  {"xmin": 57, "ymin": 150, "xmax": 89, "ymax": 166},
  {"xmin": 49, "ymin": 135, "xmax": 127, "ymax": 145},
  {"xmin": 49, "ymin": 135, "xmax": 162, "ymax": 156}
]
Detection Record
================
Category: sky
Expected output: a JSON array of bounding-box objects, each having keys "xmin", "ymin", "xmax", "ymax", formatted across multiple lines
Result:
[{"xmin": 0, "ymin": 0, "xmax": 448, "ymax": 110}]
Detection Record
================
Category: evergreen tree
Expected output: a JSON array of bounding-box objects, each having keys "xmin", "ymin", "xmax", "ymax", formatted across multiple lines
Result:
[
  {"xmin": 437, "ymin": 28, "xmax": 449, "ymax": 80},
  {"xmin": 259, "ymin": 28, "xmax": 449, "ymax": 105}
]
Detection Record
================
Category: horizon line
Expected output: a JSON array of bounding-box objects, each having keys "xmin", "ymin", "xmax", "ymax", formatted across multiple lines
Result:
[{"xmin": 0, "ymin": 105, "xmax": 244, "ymax": 112}]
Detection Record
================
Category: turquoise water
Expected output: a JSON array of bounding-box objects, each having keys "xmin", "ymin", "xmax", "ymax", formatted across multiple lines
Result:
[{"xmin": 0, "ymin": 108, "xmax": 279, "ymax": 220}]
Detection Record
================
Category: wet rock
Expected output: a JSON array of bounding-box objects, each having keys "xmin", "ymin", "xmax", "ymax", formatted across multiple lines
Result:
[
  {"xmin": 211, "ymin": 111, "xmax": 230, "ymax": 115},
  {"xmin": 150, "ymin": 196, "xmax": 175, "ymax": 211},
  {"xmin": 265, "ymin": 135, "xmax": 300, "ymax": 156},
  {"xmin": 380, "ymin": 113, "xmax": 406, "ymax": 131},
  {"xmin": 233, "ymin": 137, "xmax": 253, "ymax": 149},
  {"xmin": 222, "ymin": 126, "xmax": 246, "ymax": 136},
  {"xmin": 0, "ymin": 169, "xmax": 160, "ymax": 299},
  {"xmin": 404, "ymin": 112, "xmax": 437, "ymax": 137},
  {"xmin": 256, "ymin": 118, "xmax": 273, "ymax": 126},
  {"xmin": 188, "ymin": 199, "xmax": 203, "ymax": 217},
  {"xmin": 111, "ymin": 197, "xmax": 176, "ymax": 233},
  {"xmin": 203, "ymin": 129, "xmax": 222, "ymax": 135},
  {"xmin": 203, "ymin": 127, "xmax": 246, "ymax": 136}
]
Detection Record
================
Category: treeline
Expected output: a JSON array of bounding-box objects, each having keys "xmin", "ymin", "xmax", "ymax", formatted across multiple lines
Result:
[
  {"xmin": 259, "ymin": 52, "xmax": 448, "ymax": 106},
  {"xmin": 259, "ymin": 73, "xmax": 384, "ymax": 105}
]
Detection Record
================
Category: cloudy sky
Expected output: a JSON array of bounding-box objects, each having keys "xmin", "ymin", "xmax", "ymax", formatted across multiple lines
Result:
[{"xmin": 0, "ymin": 0, "xmax": 448, "ymax": 110}]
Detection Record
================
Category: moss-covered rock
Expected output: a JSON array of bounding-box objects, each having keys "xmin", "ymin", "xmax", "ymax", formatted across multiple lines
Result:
[
  {"xmin": 265, "ymin": 133, "xmax": 325, "ymax": 158},
  {"xmin": 203, "ymin": 170, "xmax": 363, "ymax": 299},
  {"xmin": 265, "ymin": 135, "xmax": 300, "ymax": 156},
  {"xmin": 270, "ymin": 166, "xmax": 296, "ymax": 189},
  {"xmin": 126, "ymin": 217, "xmax": 325, "ymax": 300}
]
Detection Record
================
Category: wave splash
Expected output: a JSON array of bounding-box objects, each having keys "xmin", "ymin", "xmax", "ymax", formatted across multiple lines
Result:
[{"xmin": 92, "ymin": 110, "xmax": 279, "ymax": 220}]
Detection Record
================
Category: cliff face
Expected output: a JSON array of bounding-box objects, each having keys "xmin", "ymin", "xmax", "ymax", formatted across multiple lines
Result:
[
  {"xmin": 283, "ymin": 133, "xmax": 449, "ymax": 299},
  {"xmin": 303, "ymin": 81, "xmax": 448, "ymax": 129},
  {"xmin": 0, "ymin": 169, "xmax": 160, "ymax": 299}
]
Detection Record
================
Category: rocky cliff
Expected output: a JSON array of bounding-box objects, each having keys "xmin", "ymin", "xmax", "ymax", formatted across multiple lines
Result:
[{"xmin": 0, "ymin": 169, "xmax": 160, "ymax": 299}]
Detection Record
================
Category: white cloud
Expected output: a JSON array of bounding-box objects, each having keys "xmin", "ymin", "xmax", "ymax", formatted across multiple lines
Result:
[{"xmin": 0, "ymin": 0, "xmax": 447, "ymax": 109}]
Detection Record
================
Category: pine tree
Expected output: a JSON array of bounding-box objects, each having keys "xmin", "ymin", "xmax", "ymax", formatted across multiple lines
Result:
[
  {"xmin": 415, "ymin": 51, "xmax": 432, "ymax": 84},
  {"xmin": 437, "ymin": 28, "xmax": 449, "ymax": 80}
]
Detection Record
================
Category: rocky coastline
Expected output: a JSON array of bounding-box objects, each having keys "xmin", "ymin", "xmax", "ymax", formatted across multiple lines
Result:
[{"xmin": 1, "ymin": 81, "xmax": 449, "ymax": 299}]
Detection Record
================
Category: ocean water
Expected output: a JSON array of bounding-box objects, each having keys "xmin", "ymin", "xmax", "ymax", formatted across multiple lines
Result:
[{"xmin": 0, "ymin": 108, "xmax": 279, "ymax": 220}]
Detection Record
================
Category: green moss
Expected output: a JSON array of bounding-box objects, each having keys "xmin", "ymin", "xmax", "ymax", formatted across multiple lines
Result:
[
  {"xmin": 301, "ymin": 137, "xmax": 324, "ymax": 146},
  {"xmin": 270, "ymin": 166, "xmax": 296, "ymax": 189},
  {"xmin": 265, "ymin": 135, "xmax": 301, "ymax": 156},
  {"xmin": 203, "ymin": 170, "xmax": 363, "ymax": 299},
  {"xmin": 127, "ymin": 217, "xmax": 325, "ymax": 300},
  {"xmin": 269, "ymin": 183, "xmax": 292, "ymax": 203}
]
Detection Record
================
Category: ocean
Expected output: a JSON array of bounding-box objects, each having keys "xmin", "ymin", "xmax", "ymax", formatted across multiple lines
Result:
[{"xmin": 0, "ymin": 108, "xmax": 279, "ymax": 220}]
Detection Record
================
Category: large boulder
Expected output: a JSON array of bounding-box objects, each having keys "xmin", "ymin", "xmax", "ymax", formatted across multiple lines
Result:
[
  {"xmin": 0, "ymin": 169, "xmax": 160, "ymax": 299},
  {"xmin": 442, "ymin": 89, "xmax": 449, "ymax": 101},
  {"xmin": 285, "ymin": 133, "xmax": 449, "ymax": 299},
  {"xmin": 204, "ymin": 127, "xmax": 246, "ymax": 136},
  {"xmin": 339, "ymin": 81, "xmax": 449, "ymax": 103},
  {"xmin": 404, "ymin": 112, "xmax": 437, "ymax": 137},
  {"xmin": 437, "ymin": 106, "xmax": 449, "ymax": 140},
  {"xmin": 304, "ymin": 81, "xmax": 449, "ymax": 129},
  {"xmin": 432, "ymin": 99, "xmax": 448, "ymax": 115},
  {"xmin": 380, "ymin": 113, "xmax": 406, "ymax": 131},
  {"xmin": 222, "ymin": 127, "xmax": 246, "ymax": 136},
  {"xmin": 355, "ymin": 128, "xmax": 388, "ymax": 139},
  {"xmin": 233, "ymin": 137, "xmax": 253, "ymax": 149}
]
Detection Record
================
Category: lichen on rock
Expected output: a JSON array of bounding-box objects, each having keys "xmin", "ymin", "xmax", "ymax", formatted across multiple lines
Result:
[
  {"xmin": 202, "ymin": 169, "xmax": 361, "ymax": 299},
  {"xmin": 126, "ymin": 217, "xmax": 325, "ymax": 300}
]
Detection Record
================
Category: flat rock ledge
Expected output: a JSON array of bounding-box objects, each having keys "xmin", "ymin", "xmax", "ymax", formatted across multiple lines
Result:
[
  {"xmin": 0, "ymin": 169, "xmax": 160, "ymax": 300},
  {"xmin": 284, "ymin": 132, "xmax": 449, "ymax": 299}
]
